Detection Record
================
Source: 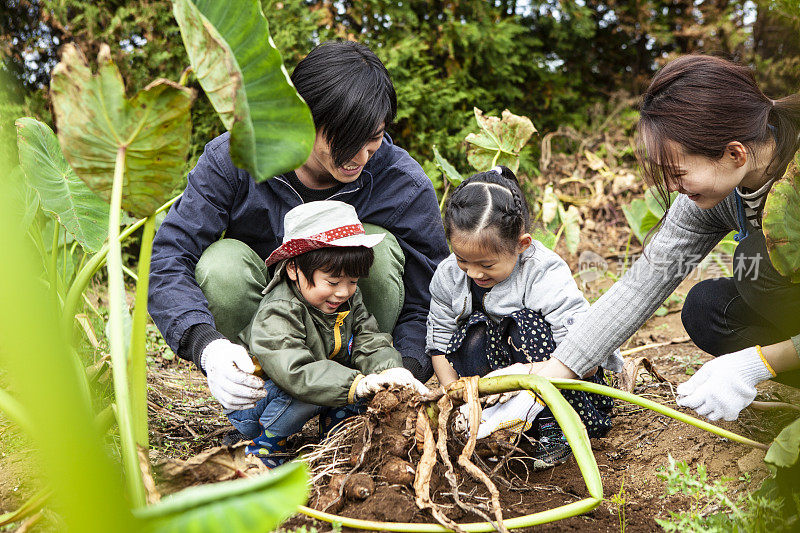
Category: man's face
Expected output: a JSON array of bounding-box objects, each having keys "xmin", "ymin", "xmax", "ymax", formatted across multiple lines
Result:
[{"xmin": 298, "ymin": 124, "xmax": 385, "ymax": 188}]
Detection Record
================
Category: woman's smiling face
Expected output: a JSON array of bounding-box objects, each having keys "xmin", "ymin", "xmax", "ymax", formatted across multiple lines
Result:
[{"xmin": 662, "ymin": 140, "xmax": 748, "ymax": 209}]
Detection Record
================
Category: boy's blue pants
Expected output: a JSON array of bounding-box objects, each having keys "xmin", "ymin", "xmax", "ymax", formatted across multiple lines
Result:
[{"xmin": 226, "ymin": 380, "xmax": 364, "ymax": 463}]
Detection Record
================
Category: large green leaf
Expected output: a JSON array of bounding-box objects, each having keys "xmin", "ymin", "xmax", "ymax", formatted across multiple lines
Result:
[
  {"xmin": 173, "ymin": 0, "xmax": 315, "ymax": 181},
  {"xmin": 764, "ymin": 166, "xmax": 800, "ymax": 282},
  {"xmin": 138, "ymin": 462, "xmax": 308, "ymax": 532},
  {"xmin": 541, "ymin": 184, "xmax": 559, "ymax": 225},
  {"xmin": 465, "ymin": 108, "xmax": 536, "ymax": 173},
  {"xmin": 531, "ymin": 226, "xmax": 557, "ymax": 250},
  {"xmin": 0, "ymin": 112, "xmax": 137, "ymax": 532},
  {"xmin": 765, "ymin": 417, "xmax": 800, "ymax": 469},
  {"xmin": 15, "ymin": 117, "xmax": 109, "ymax": 252},
  {"xmin": 7, "ymin": 165, "xmax": 38, "ymax": 232},
  {"xmin": 559, "ymin": 203, "xmax": 582, "ymax": 255},
  {"xmin": 432, "ymin": 145, "xmax": 463, "ymax": 187},
  {"xmin": 50, "ymin": 44, "xmax": 194, "ymax": 218}
]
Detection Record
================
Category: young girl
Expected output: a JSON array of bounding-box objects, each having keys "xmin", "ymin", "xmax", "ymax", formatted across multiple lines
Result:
[
  {"xmin": 534, "ymin": 55, "xmax": 800, "ymax": 423},
  {"xmin": 426, "ymin": 166, "xmax": 618, "ymax": 464}
]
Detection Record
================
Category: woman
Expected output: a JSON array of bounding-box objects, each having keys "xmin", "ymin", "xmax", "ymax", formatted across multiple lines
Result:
[{"xmin": 535, "ymin": 54, "xmax": 800, "ymax": 421}]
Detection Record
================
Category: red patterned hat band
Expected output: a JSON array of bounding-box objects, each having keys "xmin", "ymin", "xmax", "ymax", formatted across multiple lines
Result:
[
  {"xmin": 264, "ymin": 201, "xmax": 385, "ymax": 267},
  {"xmin": 307, "ymin": 223, "xmax": 365, "ymax": 242}
]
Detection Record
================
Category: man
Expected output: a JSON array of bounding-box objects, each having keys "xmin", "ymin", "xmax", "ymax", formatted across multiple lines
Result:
[{"xmin": 148, "ymin": 41, "xmax": 448, "ymax": 411}]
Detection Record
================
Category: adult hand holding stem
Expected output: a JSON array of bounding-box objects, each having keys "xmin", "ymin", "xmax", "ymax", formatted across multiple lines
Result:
[{"xmin": 677, "ymin": 340, "xmax": 800, "ymax": 421}]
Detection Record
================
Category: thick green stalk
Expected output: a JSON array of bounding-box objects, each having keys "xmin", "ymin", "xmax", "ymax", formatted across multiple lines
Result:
[
  {"xmin": 95, "ymin": 403, "xmax": 117, "ymax": 434},
  {"xmin": 298, "ymin": 498, "xmax": 601, "ymax": 532},
  {"xmin": 0, "ymin": 488, "xmax": 52, "ymax": 527},
  {"xmin": 61, "ymin": 195, "xmax": 180, "ymax": 346},
  {"xmin": 129, "ymin": 214, "xmax": 156, "ymax": 447},
  {"xmin": 107, "ymin": 146, "xmax": 146, "ymax": 508},
  {"xmin": 545, "ymin": 378, "xmax": 768, "ymax": 450},
  {"xmin": 49, "ymin": 221, "xmax": 60, "ymax": 298},
  {"xmin": 0, "ymin": 388, "xmax": 35, "ymax": 437}
]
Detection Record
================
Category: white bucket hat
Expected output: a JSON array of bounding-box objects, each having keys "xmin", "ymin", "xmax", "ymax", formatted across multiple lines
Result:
[{"xmin": 265, "ymin": 201, "xmax": 385, "ymax": 266}]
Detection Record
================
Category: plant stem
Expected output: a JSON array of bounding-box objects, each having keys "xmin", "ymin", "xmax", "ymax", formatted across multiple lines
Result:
[
  {"xmin": 438, "ymin": 181, "xmax": 450, "ymax": 213},
  {"xmin": 546, "ymin": 378, "xmax": 768, "ymax": 450},
  {"xmin": 298, "ymin": 498, "xmax": 601, "ymax": 532},
  {"xmin": 621, "ymin": 232, "xmax": 632, "ymax": 275},
  {"xmin": 122, "ymin": 264, "xmax": 139, "ymax": 282},
  {"xmin": 61, "ymin": 194, "xmax": 180, "ymax": 346},
  {"xmin": 0, "ymin": 388, "xmax": 35, "ymax": 437},
  {"xmin": 178, "ymin": 66, "xmax": 194, "ymax": 86},
  {"xmin": 107, "ymin": 145, "xmax": 146, "ymax": 508},
  {"xmin": 129, "ymin": 214, "xmax": 156, "ymax": 448},
  {"xmin": 49, "ymin": 221, "xmax": 60, "ymax": 299},
  {"xmin": 0, "ymin": 488, "xmax": 52, "ymax": 527}
]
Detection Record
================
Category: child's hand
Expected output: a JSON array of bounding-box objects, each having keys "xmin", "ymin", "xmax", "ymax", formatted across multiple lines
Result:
[
  {"xmin": 477, "ymin": 390, "xmax": 545, "ymax": 439},
  {"xmin": 482, "ymin": 363, "xmax": 532, "ymax": 405},
  {"xmin": 355, "ymin": 373, "xmax": 387, "ymax": 399},
  {"xmin": 381, "ymin": 367, "xmax": 429, "ymax": 395}
]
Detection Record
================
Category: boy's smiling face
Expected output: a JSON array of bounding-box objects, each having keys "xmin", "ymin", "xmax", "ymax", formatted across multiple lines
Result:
[{"xmin": 286, "ymin": 262, "xmax": 359, "ymax": 313}]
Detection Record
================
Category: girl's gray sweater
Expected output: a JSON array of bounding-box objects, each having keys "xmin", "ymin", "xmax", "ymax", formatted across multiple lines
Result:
[
  {"xmin": 553, "ymin": 191, "xmax": 800, "ymax": 377},
  {"xmin": 426, "ymin": 242, "xmax": 624, "ymax": 372}
]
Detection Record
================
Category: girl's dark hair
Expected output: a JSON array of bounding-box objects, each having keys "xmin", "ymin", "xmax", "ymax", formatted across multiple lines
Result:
[
  {"xmin": 444, "ymin": 166, "xmax": 531, "ymax": 254},
  {"xmin": 290, "ymin": 246, "xmax": 374, "ymax": 286},
  {"xmin": 638, "ymin": 54, "xmax": 800, "ymax": 210},
  {"xmin": 291, "ymin": 41, "xmax": 397, "ymax": 168}
]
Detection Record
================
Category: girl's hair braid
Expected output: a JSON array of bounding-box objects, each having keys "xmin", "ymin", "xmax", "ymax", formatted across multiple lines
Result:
[{"xmin": 444, "ymin": 165, "xmax": 531, "ymax": 254}]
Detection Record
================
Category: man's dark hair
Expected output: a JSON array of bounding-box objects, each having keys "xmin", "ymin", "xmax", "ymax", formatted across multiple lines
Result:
[
  {"xmin": 291, "ymin": 41, "xmax": 397, "ymax": 168},
  {"xmin": 291, "ymin": 246, "xmax": 374, "ymax": 286}
]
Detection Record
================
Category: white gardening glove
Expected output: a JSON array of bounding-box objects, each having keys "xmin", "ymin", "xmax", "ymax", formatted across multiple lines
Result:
[
  {"xmin": 676, "ymin": 347, "xmax": 774, "ymax": 421},
  {"xmin": 380, "ymin": 367, "xmax": 430, "ymax": 395},
  {"xmin": 476, "ymin": 390, "xmax": 545, "ymax": 439},
  {"xmin": 201, "ymin": 339, "xmax": 267, "ymax": 410},
  {"xmin": 482, "ymin": 363, "xmax": 531, "ymax": 406},
  {"xmin": 355, "ymin": 373, "xmax": 387, "ymax": 399}
]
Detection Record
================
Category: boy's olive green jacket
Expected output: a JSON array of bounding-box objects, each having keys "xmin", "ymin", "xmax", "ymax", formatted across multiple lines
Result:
[{"xmin": 239, "ymin": 269, "xmax": 402, "ymax": 407}]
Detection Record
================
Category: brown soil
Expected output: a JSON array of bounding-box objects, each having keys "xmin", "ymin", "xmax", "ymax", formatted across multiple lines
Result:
[{"xmin": 3, "ymin": 223, "xmax": 799, "ymax": 533}]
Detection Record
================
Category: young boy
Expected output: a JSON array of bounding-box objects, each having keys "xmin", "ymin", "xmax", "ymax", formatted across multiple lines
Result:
[{"xmin": 226, "ymin": 201, "xmax": 428, "ymax": 467}]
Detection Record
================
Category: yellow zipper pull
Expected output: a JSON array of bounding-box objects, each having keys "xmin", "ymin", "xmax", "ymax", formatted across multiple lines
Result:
[{"xmin": 329, "ymin": 310, "xmax": 350, "ymax": 358}]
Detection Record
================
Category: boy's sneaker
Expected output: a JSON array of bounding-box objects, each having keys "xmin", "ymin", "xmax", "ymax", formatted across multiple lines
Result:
[
  {"xmin": 528, "ymin": 417, "xmax": 572, "ymax": 471},
  {"xmin": 246, "ymin": 430, "xmax": 289, "ymax": 469}
]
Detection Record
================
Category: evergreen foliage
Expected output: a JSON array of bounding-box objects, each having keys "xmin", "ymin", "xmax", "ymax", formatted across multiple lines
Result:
[{"xmin": 2, "ymin": 1, "xmax": 799, "ymax": 177}]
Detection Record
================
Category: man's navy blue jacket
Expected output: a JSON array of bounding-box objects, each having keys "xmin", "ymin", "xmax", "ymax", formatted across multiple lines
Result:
[{"xmin": 148, "ymin": 132, "xmax": 448, "ymax": 381}]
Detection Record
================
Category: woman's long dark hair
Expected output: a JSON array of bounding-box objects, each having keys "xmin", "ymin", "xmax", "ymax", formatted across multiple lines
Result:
[
  {"xmin": 444, "ymin": 166, "xmax": 531, "ymax": 254},
  {"xmin": 638, "ymin": 54, "xmax": 800, "ymax": 212}
]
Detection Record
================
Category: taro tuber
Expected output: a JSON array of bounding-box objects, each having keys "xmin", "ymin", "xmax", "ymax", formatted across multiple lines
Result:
[
  {"xmin": 343, "ymin": 473, "xmax": 375, "ymax": 500},
  {"xmin": 380, "ymin": 456, "xmax": 416, "ymax": 486},
  {"xmin": 314, "ymin": 487, "xmax": 344, "ymax": 513}
]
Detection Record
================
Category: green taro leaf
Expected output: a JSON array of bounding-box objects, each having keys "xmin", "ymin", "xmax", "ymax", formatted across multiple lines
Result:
[
  {"xmin": 173, "ymin": 0, "xmax": 315, "ymax": 181},
  {"xmin": 8, "ymin": 165, "xmax": 38, "ymax": 232},
  {"xmin": 559, "ymin": 203, "xmax": 582, "ymax": 255},
  {"xmin": 765, "ymin": 417, "xmax": 800, "ymax": 469},
  {"xmin": 138, "ymin": 462, "xmax": 308, "ymax": 532},
  {"xmin": 763, "ymin": 167, "xmax": 800, "ymax": 282},
  {"xmin": 466, "ymin": 108, "xmax": 536, "ymax": 173},
  {"xmin": 432, "ymin": 145, "xmax": 463, "ymax": 187},
  {"xmin": 532, "ymin": 226, "xmax": 557, "ymax": 250},
  {"xmin": 622, "ymin": 197, "xmax": 659, "ymax": 245},
  {"xmin": 15, "ymin": 118, "xmax": 109, "ymax": 252},
  {"xmin": 49, "ymin": 44, "xmax": 195, "ymax": 219},
  {"xmin": 541, "ymin": 184, "xmax": 559, "ymax": 225}
]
